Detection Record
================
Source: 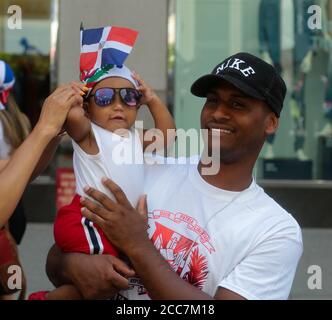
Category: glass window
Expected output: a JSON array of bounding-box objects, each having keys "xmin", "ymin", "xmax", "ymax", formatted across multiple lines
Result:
[{"xmin": 171, "ymin": 0, "xmax": 332, "ymax": 181}]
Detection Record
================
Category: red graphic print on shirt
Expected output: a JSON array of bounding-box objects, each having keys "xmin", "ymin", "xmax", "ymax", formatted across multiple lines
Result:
[
  {"xmin": 151, "ymin": 222, "xmax": 209, "ymax": 289},
  {"xmin": 116, "ymin": 209, "xmax": 215, "ymax": 299}
]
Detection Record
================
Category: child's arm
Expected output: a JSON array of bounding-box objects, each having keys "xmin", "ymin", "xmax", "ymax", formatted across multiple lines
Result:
[
  {"xmin": 65, "ymin": 105, "xmax": 91, "ymax": 143},
  {"xmin": 133, "ymin": 73, "xmax": 176, "ymax": 153},
  {"xmin": 64, "ymin": 83, "xmax": 91, "ymax": 143}
]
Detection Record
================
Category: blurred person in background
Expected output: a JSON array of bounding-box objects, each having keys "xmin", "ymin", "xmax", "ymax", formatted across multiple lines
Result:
[{"xmin": 0, "ymin": 60, "xmax": 31, "ymax": 247}]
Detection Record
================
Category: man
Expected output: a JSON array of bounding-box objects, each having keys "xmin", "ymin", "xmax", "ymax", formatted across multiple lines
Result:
[{"xmin": 46, "ymin": 52, "xmax": 303, "ymax": 300}]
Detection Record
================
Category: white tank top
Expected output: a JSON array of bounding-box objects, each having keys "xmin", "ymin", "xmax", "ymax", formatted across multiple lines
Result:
[{"xmin": 72, "ymin": 122, "xmax": 144, "ymax": 207}]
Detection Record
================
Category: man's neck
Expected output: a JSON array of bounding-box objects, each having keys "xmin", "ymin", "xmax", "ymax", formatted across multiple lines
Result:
[{"xmin": 198, "ymin": 155, "xmax": 255, "ymax": 192}]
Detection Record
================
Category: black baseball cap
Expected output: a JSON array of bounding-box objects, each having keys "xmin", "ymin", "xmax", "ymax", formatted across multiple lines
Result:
[{"xmin": 191, "ymin": 52, "xmax": 287, "ymax": 117}]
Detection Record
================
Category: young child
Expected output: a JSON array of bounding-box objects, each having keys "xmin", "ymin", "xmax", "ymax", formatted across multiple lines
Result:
[{"xmin": 28, "ymin": 25, "xmax": 175, "ymax": 300}]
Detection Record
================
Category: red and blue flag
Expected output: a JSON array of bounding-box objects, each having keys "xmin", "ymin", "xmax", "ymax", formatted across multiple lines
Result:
[{"xmin": 80, "ymin": 25, "xmax": 138, "ymax": 73}]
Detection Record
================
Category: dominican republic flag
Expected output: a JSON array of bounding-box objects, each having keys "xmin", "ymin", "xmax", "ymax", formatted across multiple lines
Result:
[{"xmin": 80, "ymin": 25, "xmax": 138, "ymax": 72}]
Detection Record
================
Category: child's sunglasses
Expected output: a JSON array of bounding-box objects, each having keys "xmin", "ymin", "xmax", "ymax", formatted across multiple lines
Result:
[{"xmin": 89, "ymin": 87, "xmax": 142, "ymax": 107}]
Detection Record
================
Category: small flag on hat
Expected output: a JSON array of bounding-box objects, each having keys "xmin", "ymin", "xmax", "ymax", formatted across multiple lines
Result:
[
  {"xmin": 0, "ymin": 60, "xmax": 15, "ymax": 110},
  {"xmin": 80, "ymin": 24, "xmax": 138, "ymax": 82}
]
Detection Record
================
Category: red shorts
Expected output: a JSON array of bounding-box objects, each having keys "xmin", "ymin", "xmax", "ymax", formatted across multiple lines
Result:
[{"xmin": 54, "ymin": 194, "xmax": 118, "ymax": 256}]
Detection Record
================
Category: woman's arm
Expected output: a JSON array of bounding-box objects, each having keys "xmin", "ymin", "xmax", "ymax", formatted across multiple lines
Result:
[
  {"xmin": 0, "ymin": 126, "xmax": 59, "ymax": 227},
  {"xmin": 0, "ymin": 159, "xmax": 9, "ymax": 172},
  {"xmin": 0, "ymin": 84, "xmax": 82, "ymax": 228},
  {"xmin": 1, "ymin": 135, "xmax": 63, "ymax": 183},
  {"xmin": 30, "ymin": 83, "xmax": 90, "ymax": 180},
  {"xmin": 29, "ymin": 135, "xmax": 63, "ymax": 181}
]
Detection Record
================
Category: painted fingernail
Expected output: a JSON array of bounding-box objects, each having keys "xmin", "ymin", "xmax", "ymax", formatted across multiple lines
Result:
[
  {"xmin": 80, "ymin": 91, "xmax": 85, "ymax": 96},
  {"xmin": 83, "ymin": 86, "xmax": 89, "ymax": 92}
]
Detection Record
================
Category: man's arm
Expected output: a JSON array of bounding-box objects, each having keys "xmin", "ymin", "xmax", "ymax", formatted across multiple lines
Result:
[
  {"xmin": 47, "ymin": 235, "xmax": 244, "ymax": 300},
  {"xmin": 46, "ymin": 244, "xmax": 72, "ymax": 287},
  {"xmin": 46, "ymin": 244, "xmax": 135, "ymax": 299},
  {"xmin": 80, "ymin": 179, "xmax": 245, "ymax": 300},
  {"xmin": 123, "ymin": 237, "xmax": 245, "ymax": 299},
  {"xmin": 127, "ymin": 221, "xmax": 301, "ymax": 300},
  {"xmin": 80, "ymin": 179, "xmax": 302, "ymax": 300}
]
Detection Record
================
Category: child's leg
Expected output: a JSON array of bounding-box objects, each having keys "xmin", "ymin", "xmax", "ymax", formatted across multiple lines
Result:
[{"xmin": 45, "ymin": 285, "xmax": 83, "ymax": 300}]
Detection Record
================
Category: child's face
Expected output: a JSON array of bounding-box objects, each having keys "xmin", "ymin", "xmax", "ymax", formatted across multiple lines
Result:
[{"xmin": 87, "ymin": 77, "xmax": 138, "ymax": 132}]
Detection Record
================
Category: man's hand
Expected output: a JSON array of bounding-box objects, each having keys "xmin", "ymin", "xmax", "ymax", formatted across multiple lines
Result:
[
  {"xmin": 61, "ymin": 251, "xmax": 135, "ymax": 299},
  {"xmin": 80, "ymin": 178, "xmax": 149, "ymax": 256}
]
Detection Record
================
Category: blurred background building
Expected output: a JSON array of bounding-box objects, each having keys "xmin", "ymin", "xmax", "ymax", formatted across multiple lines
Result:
[{"xmin": 0, "ymin": 0, "xmax": 332, "ymax": 299}]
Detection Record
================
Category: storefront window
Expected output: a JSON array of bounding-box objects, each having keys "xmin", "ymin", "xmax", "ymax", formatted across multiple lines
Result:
[{"xmin": 171, "ymin": 0, "xmax": 332, "ymax": 180}]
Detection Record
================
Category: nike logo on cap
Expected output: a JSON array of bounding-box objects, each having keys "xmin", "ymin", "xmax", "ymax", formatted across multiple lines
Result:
[{"xmin": 216, "ymin": 58, "xmax": 256, "ymax": 77}]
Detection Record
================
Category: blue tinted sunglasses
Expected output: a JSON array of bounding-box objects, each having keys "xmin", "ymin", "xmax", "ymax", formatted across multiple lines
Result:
[{"xmin": 89, "ymin": 87, "xmax": 142, "ymax": 107}]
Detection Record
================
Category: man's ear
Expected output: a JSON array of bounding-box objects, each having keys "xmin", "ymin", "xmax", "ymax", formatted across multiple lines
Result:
[{"xmin": 265, "ymin": 112, "xmax": 279, "ymax": 135}]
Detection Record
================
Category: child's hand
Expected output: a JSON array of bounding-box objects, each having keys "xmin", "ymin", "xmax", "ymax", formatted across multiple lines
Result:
[{"xmin": 132, "ymin": 71, "xmax": 158, "ymax": 105}]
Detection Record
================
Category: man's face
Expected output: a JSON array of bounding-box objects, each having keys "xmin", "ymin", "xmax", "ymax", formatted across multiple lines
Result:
[{"xmin": 200, "ymin": 80, "xmax": 278, "ymax": 163}]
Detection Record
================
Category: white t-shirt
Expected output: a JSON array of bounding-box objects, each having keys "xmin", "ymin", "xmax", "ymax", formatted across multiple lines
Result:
[
  {"xmin": 117, "ymin": 156, "xmax": 303, "ymax": 300},
  {"xmin": 0, "ymin": 120, "xmax": 11, "ymax": 159},
  {"xmin": 72, "ymin": 122, "xmax": 144, "ymax": 207}
]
